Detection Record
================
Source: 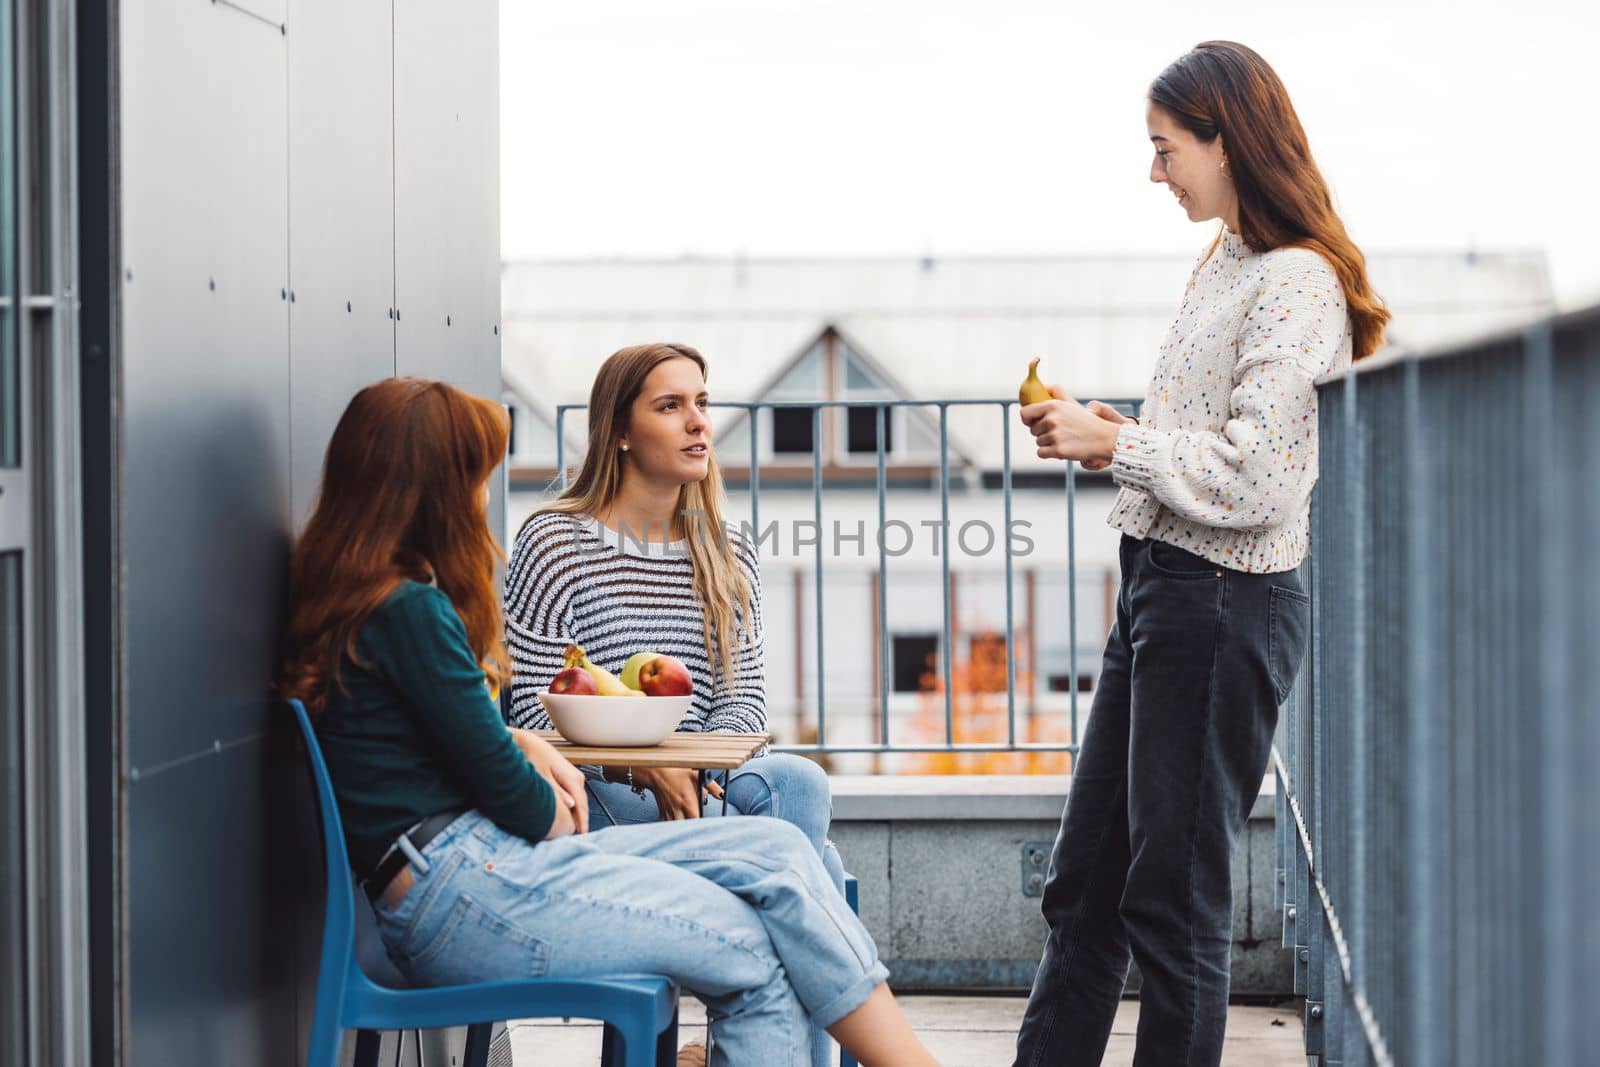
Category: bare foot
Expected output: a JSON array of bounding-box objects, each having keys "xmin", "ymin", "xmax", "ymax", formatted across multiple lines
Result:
[{"xmin": 677, "ymin": 1040, "xmax": 707, "ymax": 1067}]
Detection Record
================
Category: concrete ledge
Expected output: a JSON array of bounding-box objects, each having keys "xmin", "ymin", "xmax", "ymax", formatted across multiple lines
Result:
[
  {"xmin": 830, "ymin": 774, "xmax": 1276, "ymax": 822},
  {"xmin": 827, "ymin": 774, "xmax": 1292, "ymax": 994}
]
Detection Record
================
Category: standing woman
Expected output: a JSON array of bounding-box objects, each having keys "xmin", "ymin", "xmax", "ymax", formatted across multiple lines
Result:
[{"xmin": 1013, "ymin": 42, "xmax": 1389, "ymax": 1067}]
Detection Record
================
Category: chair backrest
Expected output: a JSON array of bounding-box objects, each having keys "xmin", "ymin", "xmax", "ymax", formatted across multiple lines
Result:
[
  {"xmin": 287, "ymin": 698, "xmax": 364, "ymax": 1021},
  {"xmin": 288, "ymin": 700, "xmax": 677, "ymax": 1065}
]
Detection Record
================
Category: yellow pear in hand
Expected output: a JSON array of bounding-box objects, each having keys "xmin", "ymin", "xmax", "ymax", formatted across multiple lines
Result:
[{"xmin": 1019, "ymin": 358, "xmax": 1052, "ymax": 405}]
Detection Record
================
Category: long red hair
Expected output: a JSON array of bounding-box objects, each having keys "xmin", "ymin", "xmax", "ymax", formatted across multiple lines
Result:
[
  {"xmin": 1151, "ymin": 41, "xmax": 1391, "ymax": 360},
  {"xmin": 280, "ymin": 377, "xmax": 510, "ymax": 715}
]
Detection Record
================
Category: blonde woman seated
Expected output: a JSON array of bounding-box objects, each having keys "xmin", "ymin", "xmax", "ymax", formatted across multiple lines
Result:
[{"xmin": 503, "ymin": 343, "xmax": 845, "ymax": 898}]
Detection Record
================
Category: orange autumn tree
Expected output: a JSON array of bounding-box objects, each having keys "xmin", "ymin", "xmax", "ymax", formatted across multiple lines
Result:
[{"xmin": 897, "ymin": 624, "xmax": 1074, "ymax": 775}]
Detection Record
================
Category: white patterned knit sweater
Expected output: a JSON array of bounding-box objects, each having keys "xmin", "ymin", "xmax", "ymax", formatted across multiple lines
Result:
[
  {"xmin": 503, "ymin": 512, "xmax": 766, "ymax": 735},
  {"xmin": 1108, "ymin": 227, "xmax": 1354, "ymax": 573}
]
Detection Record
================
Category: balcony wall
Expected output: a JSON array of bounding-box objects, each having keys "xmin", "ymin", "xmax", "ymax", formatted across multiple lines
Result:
[
  {"xmin": 1276, "ymin": 305, "xmax": 1600, "ymax": 1066},
  {"xmin": 832, "ymin": 776, "xmax": 1293, "ymax": 994}
]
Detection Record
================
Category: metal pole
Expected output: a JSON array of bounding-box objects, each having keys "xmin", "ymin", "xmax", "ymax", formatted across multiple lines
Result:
[
  {"xmin": 1067, "ymin": 459, "xmax": 1079, "ymax": 747},
  {"xmin": 939, "ymin": 403, "xmax": 953, "ymax": 748},
  {"xmin": 1002, "ymin": 402, "xmax": 1016, "ymax": 748},
  {"xmin": 813, "ymin": 404, "xmax": 825, "ymax": 747},
  {"xmin": 877, "ymin": 404, "xmax": 889, "ymax": 748},
  {"xmin": 556, "ymin": 405, "xmax": 568, "ymax": 492},
  {"xmin": 748, "ymin": 403, "xmax": 759, "ymax": 544},
  {"xmin": 1345, "ymin": 373, "xmax": 1369, "ymax": 1054},
  {"xmin": 1526, "ymin": 321, "xmax": 1571, "ymax": 1064},
  {"xmin": 1402, "ymin": 358, "xmax": 1440, "ymax": 1063}
]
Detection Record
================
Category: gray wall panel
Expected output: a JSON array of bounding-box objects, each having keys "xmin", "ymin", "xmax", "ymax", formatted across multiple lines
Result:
[
  {"xmin": 119, "ymin": 1, "xmax": 502, "ymax": 1062},
  {"xmin": 285, "ymin": 6, "xmax": 398, "ymax": 1058},
  {"xmin": 287, "ymin": 0, "xmax": 397, "ymax": 526},
  {"xmin": 121, "ymin": 4, "xmax": 296, "ymax": 1063},
  {"xmin": 232, "ymin": 0, "xmax": 287, "ymax": 24},
  {"xmin": 393, "ymin": 0, "xmax": 499, "ymax": 388},
  {"xmin": 121, "ymin": 0, "xmax": 291, "ymax": 774},
  {"xmin": 127, "ymin": 739, "xmax": 300, "ymax": 1066},
  {"xmin": 392, "ymin": 0, "xmax": 502, "ymax": 540}
]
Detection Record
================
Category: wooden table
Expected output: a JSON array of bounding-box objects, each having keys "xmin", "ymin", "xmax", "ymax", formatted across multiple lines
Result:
[
  {"xmin": 532, "ymin": 730, "xmax": 769, "ymax": 770},
  {"xmin": 534, "ymin": 730, "xmax": 770, "ymax": 818}
]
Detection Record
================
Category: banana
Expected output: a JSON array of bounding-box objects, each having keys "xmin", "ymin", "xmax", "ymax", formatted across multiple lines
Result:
[
  {"xmin": 1019, "ymin": 358, "xmax": 1052, "ymax": 406},
  {"xmin": 564, "ymin": 643, "xmax": 645, "ymax": 696}
]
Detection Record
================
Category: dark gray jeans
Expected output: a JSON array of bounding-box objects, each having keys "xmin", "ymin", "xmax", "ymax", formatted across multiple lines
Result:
[{"xmin": 1014, "ymin": 535, "xmax": 1310, "ymax": 1067}]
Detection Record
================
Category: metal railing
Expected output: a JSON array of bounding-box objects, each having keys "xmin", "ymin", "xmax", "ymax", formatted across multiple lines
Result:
[
  {"xmin": 556, "ymin": 396, "xmax": 1144, "ymax": 757},
  {"xmin": 1275, "ymin": 305, "xmax": 1600, "ymax": 1066}
]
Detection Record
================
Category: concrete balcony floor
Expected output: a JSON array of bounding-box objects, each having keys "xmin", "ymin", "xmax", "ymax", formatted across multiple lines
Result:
[{"xmin": 508, "ymin": 994, "xmax": 1306, "ymax": 1065}]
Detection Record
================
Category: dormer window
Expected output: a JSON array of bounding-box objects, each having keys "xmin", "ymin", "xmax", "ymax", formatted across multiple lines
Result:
[
  {"xmin": 846, "ymin": 406, "xmax": 892, "ymax": 455},
  {"xmin": 760, "ymin": 331, "xmax": 909, "ymax": 463},
  {"xmin": 709, "ymin": 325, "xmax": 974, "ymax": 479},
  {"xmin": 764, "ymin": 341, "xmax": 826, "ymax": 457},
  {"xmin": 771, "ymin": 408, "xmax": 815, "ymax": 454}
]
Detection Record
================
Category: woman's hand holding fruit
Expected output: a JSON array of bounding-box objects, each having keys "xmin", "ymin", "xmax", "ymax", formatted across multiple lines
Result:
[{"xmin": 1017, "ymin": 358, "xmax": 1131, "ymax": 468}]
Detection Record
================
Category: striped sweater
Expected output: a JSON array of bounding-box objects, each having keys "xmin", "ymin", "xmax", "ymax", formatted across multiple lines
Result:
[{"xmin": 503, "ymin": 511, "xmax": 766, "ymax": 736}]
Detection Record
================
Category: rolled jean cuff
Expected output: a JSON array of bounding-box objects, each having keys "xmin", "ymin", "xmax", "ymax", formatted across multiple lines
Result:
[{"xmin": 809, "ymin": 961, "xmax": 890, "ymax": 1030}]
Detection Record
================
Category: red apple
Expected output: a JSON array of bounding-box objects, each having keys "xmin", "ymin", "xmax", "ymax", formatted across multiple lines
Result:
[
  {"xmin": 637, "ymin": 654, "xmax": 692, "ymax": 697},
  {"xmin": 549, "ymin": 667, "xmax": 599, "ymax": 695}
]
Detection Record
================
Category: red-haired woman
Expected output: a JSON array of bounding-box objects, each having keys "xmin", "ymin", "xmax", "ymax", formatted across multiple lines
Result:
[
  {"xmin": 1013, "ymin": 42, "xmax": 1390, "ymax": 1066},
  {"xmin": 281, "ymin": 379, "xmax": 937, "ymax": 1067}
]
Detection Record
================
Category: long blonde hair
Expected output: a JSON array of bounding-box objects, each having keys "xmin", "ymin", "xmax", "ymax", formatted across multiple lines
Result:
[{"xmin": 527, "ymin": 343, "xmax": 753, "ymax": 685}]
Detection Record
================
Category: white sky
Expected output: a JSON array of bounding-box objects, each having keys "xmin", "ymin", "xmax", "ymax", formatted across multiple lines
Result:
[{"xmin": 500, "ymin": 0, "xmax": 1600, "ymax": 310}]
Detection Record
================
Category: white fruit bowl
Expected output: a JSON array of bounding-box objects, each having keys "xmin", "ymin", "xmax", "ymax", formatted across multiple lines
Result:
[{"xmin": 537, "ymin": 692, "xmax": 693, "ymax": 747}]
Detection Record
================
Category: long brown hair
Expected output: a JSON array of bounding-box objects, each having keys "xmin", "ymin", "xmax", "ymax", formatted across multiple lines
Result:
[
  {"xmin": 1151, "ymin": 41, "xmax": 1390, "ymax": 359},
  {"xmin": 528, "ymin": 343, "xmax": 753, "ymax": 685},
  {"xmin": 281, "ymin": 377, "xmax": 511, "ymax": 715}
]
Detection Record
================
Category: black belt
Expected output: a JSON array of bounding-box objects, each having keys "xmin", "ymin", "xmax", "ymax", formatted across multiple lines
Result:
[{"xmin": 363, "ymin": 808, "xmax": 466, "ymax": 903}]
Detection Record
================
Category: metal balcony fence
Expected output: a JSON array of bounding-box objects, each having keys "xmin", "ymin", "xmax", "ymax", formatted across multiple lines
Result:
[
  {"xmin": 556, "ymin": 396, "xmax": 1144, "ymax": 757},
  {"xmin": 1276, "ymin": 305, "xmax": 1600, "ymax": 1066}
]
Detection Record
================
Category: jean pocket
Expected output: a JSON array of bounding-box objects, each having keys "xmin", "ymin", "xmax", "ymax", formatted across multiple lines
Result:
[
  {"xmin": 469, "ymin": 815, "xmax": 505, "ymax": 848},
  {"xmin": 1268, "ymin": 586, "xmax": 1312, "ymax": 703},
  {"xmin": 1146, "ymin": 538, "xmax": 1222, "ymax": 580},
  {"xmin": 405, "ymin": 893, "xmax": 552, "ymax": 985}
]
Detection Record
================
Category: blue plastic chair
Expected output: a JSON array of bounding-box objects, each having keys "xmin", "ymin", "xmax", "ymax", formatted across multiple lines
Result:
[
  {"xmin": 840, "ymin": 875, "xmax": 860, "ymax": 1067},
  {"xmin": 288, "ymin": 699, "xmax": 680, "ymax": 1067}
]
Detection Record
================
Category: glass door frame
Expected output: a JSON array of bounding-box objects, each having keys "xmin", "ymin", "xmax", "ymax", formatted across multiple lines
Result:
[
  {"xmin": 2, "ymin": 1, "xmax": 93, "ymax": 1065},
  {"xmin": 1, "ymin": 0, "xmax": 34, "ymax": 1060}
]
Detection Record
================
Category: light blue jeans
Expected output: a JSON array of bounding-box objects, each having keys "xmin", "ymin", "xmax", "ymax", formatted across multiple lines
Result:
[
  {"xmin": 584, "ymin": 752, "xmax": 847, "ymax": 891},
  {"xmin": 585, "ymin": 752, "xmax": 848, "ymax": 1067},
  {"xmin": 372, "ymin": 811, "xmax": 887, "ymax": 1067}
]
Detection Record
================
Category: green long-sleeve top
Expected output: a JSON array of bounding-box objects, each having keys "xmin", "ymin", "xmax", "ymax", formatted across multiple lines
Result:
[{"xmin": 316, "ymin": 580, "xmax": 557, "ymax": 876}]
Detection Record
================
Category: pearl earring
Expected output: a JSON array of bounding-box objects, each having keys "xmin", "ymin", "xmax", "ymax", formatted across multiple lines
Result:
[{"xmin": 620, "ymin": 443, "xmax": 629, "ymax": 452}]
